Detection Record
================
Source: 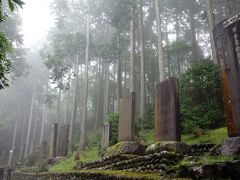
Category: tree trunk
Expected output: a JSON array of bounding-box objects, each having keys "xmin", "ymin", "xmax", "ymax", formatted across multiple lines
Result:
[
  {"xmin": 103, "ymin": 62, "xmax": 109, "ymax": 124},
  {"xmin": 39, "ymin": 84, "xmax": 48, "ymax": 146},
  {"xmin": 57, "ymin": 88, "xmax": 61, "ymax": 123},
  {"xmin": 8, "ymin": 104, "xmax": 20, "ymax": 166},
  {"xmin": 189, "ymin": 0, "xmax": 199, "ymax": 63},
  {"xmin": 80, "ymin": 2, "xmax": 90, "ymax": 150},
  {"xmin": 19, "ymin": 110, "xmax": 27, "ymax": 162},
  {"xmin": 64, "ymin": 88, "xmax": 70, "ymax": 124},
  {"xmin": 30, "ymin": 109, "xmax": 38, "ymax": 155},
  {"xmin": 139, "ymin": 0, "xmax": 145, "ymax": 129},
  {"xmin": 175, "ymin": 1, "xmax": 181, "ymax": 76},
  {"xmin": 117, "ymin": 35, "xmax": 122, "ymax": 110},
  {"xmin": 155, "ymin": 0, "xmax": 165, "ymax": 82},
  {"xmin": 69, "ymin": 55, "xmax": 80, "ymax": 152},
  {"xmin": 205, "ymin": 0, "xmax": 218, "ymax": 65},
  {"xmin": 94, "ymin": 59, "xmax": 101, "ymax": 130},
  {"xmin": 24, "ymin": 84, "xmax": 36, "ymax": 160},
  {"xmin": 224, "ymin": 0, "xmax": 232, "ymax": 16}
]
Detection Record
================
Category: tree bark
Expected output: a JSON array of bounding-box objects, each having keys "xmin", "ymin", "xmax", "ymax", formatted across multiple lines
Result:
[
  {"xmin": 189, "ymin": 0, "xmax": 199, "ymax": 63},
  {"xmin": 117, "ymin": 35, "xmax": 122, "ymax": 111},
  {"xmin": 57, "ymin": 88, "xmax": 61, "ymax": 123},
  {"xmin": 39, "ymin": 84, "xmax": 48, "ymax": 146},
  {"xmin": 139, "ymin": 0, "xmax": 145, "ymax": 129},
  {"xmin": 224, "ymin": 0, "xmax": 232, "ymax": 16},
  {"xmin": 19, "ymin": 110, "xmax": 27, "ymax": 162},
  {"xmin": 69, "ymin": 55, "xmax": 80, "ymax": 152},
  {"xmin": 80, "ymin": 2, "xmax": 90, "ymax": 150},
  {"xmin": 103, "ymin": 62, "xmax": 109, "ymax": 124},
  {"xmin": 24, "ymin": 84, "xmax": 36, "ymax": 160},
  {"xmin": 205, "ymin": 0, "xmax": 218, "ymax": 65},
  {"xmin": 155, "ymin": 0, "xmax": 165, "ymax": 82},
  {"xmin": 30, "ymin": 108, "xmax": 38, "ymax": 155}
]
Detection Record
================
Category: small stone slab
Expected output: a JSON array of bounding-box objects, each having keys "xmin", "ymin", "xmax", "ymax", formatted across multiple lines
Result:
[
  {"xmin": 101, "ymin": 123, "xmax": 111, "ymax": 150},
  {"xmin": 220, "ymin": 137, "xmax": 240, "ymax": 155}
]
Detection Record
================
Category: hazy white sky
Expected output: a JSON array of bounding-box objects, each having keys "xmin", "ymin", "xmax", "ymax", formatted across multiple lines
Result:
[{"xmin": 19, "ymin": 0, "xmax": 54, "ymax": 48}]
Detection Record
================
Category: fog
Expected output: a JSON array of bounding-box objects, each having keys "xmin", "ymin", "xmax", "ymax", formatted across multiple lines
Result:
[{"xmin": 0, "ymin": 0, "xmax": 239, "ymax": 171}]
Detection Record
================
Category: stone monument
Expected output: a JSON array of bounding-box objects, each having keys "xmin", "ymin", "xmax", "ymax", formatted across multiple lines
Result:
[
  {"xmin": 58, "ymin": 124, "xmax": 70, "ymax": 156},
  {"xmin": 118, "ymin": 94, "xmax": 135, "ymax": 142},
  {"xmin": 101, "ymin": 123, "xmax": 111, "ymax": 150},
  {"xmin": 154, "ymin": 77, "xmax": 181, "ymax": 142},
  {"xmin": 49, "ymin": 123, "xmax": 58, "ymax": 157},
  {"xmin": 213, "ymin": 13, "xmax": 240, "ymax": 137}
]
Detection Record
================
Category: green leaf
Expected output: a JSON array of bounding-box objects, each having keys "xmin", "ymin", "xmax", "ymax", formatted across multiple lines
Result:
[
  {"xmin": 12, "ymin": 0, "xmax": 25, "ymax": 8},
  {"xmin": 8, "ymin": 0, "xmax": 15, "ymax": 11}
]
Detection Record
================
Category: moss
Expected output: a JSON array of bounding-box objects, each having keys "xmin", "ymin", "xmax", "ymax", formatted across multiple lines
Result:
[
  {"xmin": 139, "ymin": 127, "xmax": 227, "ymax": 146},
  {"xmin": 105, "ymin": 142, "xmax": 125, "ymax": 156},
  {"xmin": 182, "ymin": 127, "xmax": 227, "ymax": 145},
  {"xmin": 49, "ymin": 155, "xmax": 76, "ymax": 172}
]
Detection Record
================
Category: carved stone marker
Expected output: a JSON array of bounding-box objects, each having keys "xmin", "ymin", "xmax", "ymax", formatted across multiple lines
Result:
[
  {"xmin": 49, "ymin": 123, "xmax": 58, "ymax": 157},
  {"xmin": 101, "ymin": 123, "xmax": 111, "ymax": 150},
  {"xmin": 214, "ymin": 13, "xmax": 240, "ymax": 137},
  {"xmin": 58, "ymin": 124, "xmax": 70, "ymax": 156},
  {"xmin": 40, "ymin": 141, "xmax": 48, "ymax": 161},
  {"xmin": 154, "ymin": 77, "xmax": 181, "ymax": 142},
  {"xmin": 118, "ymin": 93, "xmax": 135, "ymax": 142}
]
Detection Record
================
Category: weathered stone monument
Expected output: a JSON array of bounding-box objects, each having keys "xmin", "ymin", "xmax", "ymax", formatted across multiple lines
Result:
[
  {"xmin": 213, "ymin": 13, "xmax": 240, "ymax": 137},
  {"xmin": 40, "ymin": 141, "xmax": 48, "ymax": 161},
  {"xmin": 49, "ymin": 123, "xmax": 58, "ymax": 157},
  {"xmin": 58, "ymin": 124, "xmax": 70, "ymax": 156},
  {"xmin": 101, "ymin": 123, "xmax": 111, "ymax": 150},
  {"xmin": 118, "ymin": 94, "xmax": 135, "ymax": 142},
  {"xmin": 154, "ymin": 77, "xmax": 181, "ymax": 142}
]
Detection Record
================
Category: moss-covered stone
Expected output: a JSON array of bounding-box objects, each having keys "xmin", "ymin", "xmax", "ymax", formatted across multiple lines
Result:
[
  {"xmin": 105, "ymin": 141, "xmax": 146, "ymax": 156},
  {"xmin": 146, "ymin": 141, "xmax": 190, "ymax": 155}
]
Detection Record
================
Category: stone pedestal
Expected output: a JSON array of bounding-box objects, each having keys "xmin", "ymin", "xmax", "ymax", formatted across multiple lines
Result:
[
  {"xmin": 154, "ymin": 77, "xmax": 181, "ymax": 142},
  {"xmin": 118, "ymin": 93, "xmax": 135, "ymax": 142}
]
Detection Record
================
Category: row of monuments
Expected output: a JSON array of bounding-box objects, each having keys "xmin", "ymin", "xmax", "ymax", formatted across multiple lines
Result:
[{"xmin": 42, "ymin": 13, "xmax": 240, "ymax": 161}]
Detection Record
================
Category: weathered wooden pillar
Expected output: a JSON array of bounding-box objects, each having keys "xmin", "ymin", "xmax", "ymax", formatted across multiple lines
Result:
[{"xmin": 58, "ymin": 124, "xmax": 70, "ymax": 156}]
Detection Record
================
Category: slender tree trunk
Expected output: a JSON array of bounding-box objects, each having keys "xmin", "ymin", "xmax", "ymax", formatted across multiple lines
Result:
[
  {"xmin": 189, "ymin": 0, "xmax": 199, "ymax": 63},
  {"xmin": 80, "ymin": 2, "xmax": 90, "ymax": 150},
  {"xmin": 155, "ymin": 0, "xmax": 165, "ymax": 82},
  {"xmin": 103, "ymin": 62, "xmax": 109, "ymax": 124},
  {"xmin": 175, "ymin": 2, "xmax": 181, "ymax": 76},
  {"xmin": 206, "ymin": 0, "xmax": 218, "ymax": 65},
  {"xmin": 130, "ymin": 0, "xmax": 136, "ymax": 138},
  {"xmin": 19, "ymin": 110, "xmax": 27, "ymax": 162},
  {"xmin": 8, "ymin": 104, "xmax": 20, "ymax": 166},
  {"xmin": 69, "ymin": 55, "xmax": 80, "ymax": 152},
  {"xmin": 65, "ymin": 88, "xmax": 70, "ymax": 124},
  {"xmin": 39, "ymin": 85, "xmax": 48, "ymax": 146},
  {"xmin": 139, "ymin": 0, "xmax": 145, "ymax": 129},
  {"xmin": 30, "ymin": 109, "xmax": 38, "ymax": 155},
  {"xmin": 94, "ymin": 59, "xmax": 101, "ymax": 130},
  {"xmin": 24, "ymin": 84, "xmax": 36, "ymax": 160},
  {"xmin": 117, "ymin": 35, "xmax": 122, "ymax": 110},
  {"xmin": 224, "ymin": 0, "xmax": 232, "ymax": 16},
  {"xmin": 57, "ymin": 88, "xmax": 61, "ymax": 123}
]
